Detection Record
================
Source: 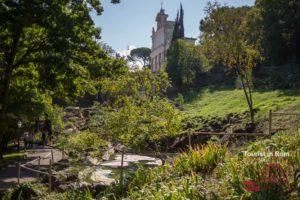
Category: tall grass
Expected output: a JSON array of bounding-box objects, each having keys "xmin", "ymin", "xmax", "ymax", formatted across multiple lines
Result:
[{"xmin": 174, "ymin": 142, "xmax": 227, "ymax": 175}]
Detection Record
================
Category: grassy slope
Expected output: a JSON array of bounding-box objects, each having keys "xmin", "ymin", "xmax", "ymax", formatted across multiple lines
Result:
[{"xmin": 181, "ymin": 87, "xmax": 300, "ymax": 120}]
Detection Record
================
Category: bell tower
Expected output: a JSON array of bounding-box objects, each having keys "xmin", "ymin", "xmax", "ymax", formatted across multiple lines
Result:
[{"xmin": 156, "ymin": 7, "xmax": 168, "ymax": 30}]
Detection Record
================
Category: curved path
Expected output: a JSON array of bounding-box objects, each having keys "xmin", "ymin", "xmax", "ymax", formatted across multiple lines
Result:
[{"xmin": 0, "ymin": 146, "xmax": 62, "ymax": 189}]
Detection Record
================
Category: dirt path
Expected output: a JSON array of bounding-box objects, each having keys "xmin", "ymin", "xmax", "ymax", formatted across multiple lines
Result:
[{"xmin": 0, "ymin": 146, "xmax": 63, "ymax": 189}]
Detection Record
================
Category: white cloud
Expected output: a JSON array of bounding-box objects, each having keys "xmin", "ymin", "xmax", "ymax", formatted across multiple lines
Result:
[{"xmin": 117, "ymin": 45, "xmax": 144, "ymax": 70}]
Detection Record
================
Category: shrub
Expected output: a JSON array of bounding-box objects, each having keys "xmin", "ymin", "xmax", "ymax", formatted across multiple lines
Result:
[
  {"xmin": 5, "ymin": 183, "xmax": 41, "ymax": 200},
  {"xmin": 101, "ymin": 97, "xmax": 182, "ymax": 150},
  {"xmin": 58, "ymin": 131, "xmax": 108, "ymax": 155},
  {"xmin": 174, "ymin": 142, "xmax": 227, "ymax": 175}
]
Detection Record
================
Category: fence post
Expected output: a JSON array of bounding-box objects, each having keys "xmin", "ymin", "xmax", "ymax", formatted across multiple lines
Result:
[
  {"xmin": 120, "ymin": 151, "xmax": 125, "ymax": 193},
  {"xmin": 48, "ymin": 159, "xmax": 52, "ymax": 193},
  {"xmin": 51, "ymin": 149, "xmax": 54, "ymax": 163},
  {"xmin": 37, "ymin": 156, "xmax": 41, "ymax": 179},
  {"xmin": 188, "ymin": 132, "xmax": 192, "ymax": 149},
  {"xmin": 17, "ymin": 162, "xmax": 20, "ymax": 184},
  {"xmin": 268, "ymin": 110, "xmax": 272, "ymax": 135}
]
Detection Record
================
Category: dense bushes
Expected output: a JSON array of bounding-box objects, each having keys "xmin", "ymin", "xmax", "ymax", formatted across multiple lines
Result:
[
  {"xmin": 102, "ymin": 142, "xmax": 226, "ymax": 199},
  {"xmin": 207, "ymin": 131, "xmax": 300, "ymax": 199},
  {"xmin": 57, "ymin": 131, "xmax": 108, "ymax": 156},
  {"xmin": 174, "ymin": 142, "xmax": 227, "ymax": 175},
  {"xmin": 87, "ymin": 97, "xmax": 181, "ymax": 150},
  {"xmin": 2, "ymin": 183, "xmax": 44, "ymax": 200}
]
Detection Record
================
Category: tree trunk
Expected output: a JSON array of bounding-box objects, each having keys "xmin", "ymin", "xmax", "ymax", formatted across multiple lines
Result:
[
  {"xmin": 0, "ymin": 136, "xmax": 3, "ymax": 160},
  {"xmin": 235, "ymin": 68, "xmax": 255, "ymax": 124},
  {"xmin": 0, "ymin": 31, "xmax": 21, "ymax": 158}
]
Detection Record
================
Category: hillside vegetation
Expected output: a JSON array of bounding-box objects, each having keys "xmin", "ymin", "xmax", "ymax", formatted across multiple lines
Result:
[
  {"xmin": 101, "ymin": 130, "xmax": 299, "ymax": 200},
  {"xmin": 181, "ymin": 87, "xmax": 300, "ymax": 120}
]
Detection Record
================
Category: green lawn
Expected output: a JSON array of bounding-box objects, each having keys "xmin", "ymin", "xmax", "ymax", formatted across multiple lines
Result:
[{"xmin": 181, "ymin": 87, "xmax": 300, "ymax": 120}]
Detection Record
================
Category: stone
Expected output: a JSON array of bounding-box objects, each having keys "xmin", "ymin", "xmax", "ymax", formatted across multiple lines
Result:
[{"xmin": 90, "ymin": 168, "xmax": 115, "ymax": 186}]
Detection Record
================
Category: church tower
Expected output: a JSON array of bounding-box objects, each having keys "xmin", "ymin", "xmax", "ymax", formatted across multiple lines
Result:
[
  {"xmin": 150, "ymin": 6, "xmax": 175, "ymax": 73},
  {"xmin": 150, "ymin": 4, "xmax": 195, "ymax": 73}
]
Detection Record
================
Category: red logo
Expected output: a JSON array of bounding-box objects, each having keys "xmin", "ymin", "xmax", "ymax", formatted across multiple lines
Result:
[{"xmin": 243, "ymin": 163, "xmax": 288, "ymax": 193}]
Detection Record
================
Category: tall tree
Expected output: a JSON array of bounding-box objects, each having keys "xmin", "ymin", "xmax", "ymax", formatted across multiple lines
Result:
[
  {"xmin": 200, "ymin": 3, "xmax": 262, "ymax": 124},
  {"xmin": 178, "ymin": 3, "xmax": 185, "ymax": 38},
  {"xmin": 0, "ymin": 0, "xmax": 122, "ymax": 159},
  {"xmin": 255, "ymin": 0, "xmax": 300, "ymax": 64},
  {"xmin": 167, "ymin": 39, "xmax": 207, "ymax": 87},
  {"xmin": 172, "ymin": 4, "xmax": 185, "ymax": 42},
  {"xmin": 128, "ymin": 47, "xmax": 151, "ymax": 68}
]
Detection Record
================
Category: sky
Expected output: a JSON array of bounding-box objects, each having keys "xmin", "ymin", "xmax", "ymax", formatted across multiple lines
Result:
[{"xmin": 92, "ymin": 0, "xmax": 255, "ymax": 53}]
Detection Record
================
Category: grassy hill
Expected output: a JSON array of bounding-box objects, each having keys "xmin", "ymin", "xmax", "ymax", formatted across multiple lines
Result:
[{"xmin": 181, "ymin": 87, "xmax": 300, "ymax": 120}]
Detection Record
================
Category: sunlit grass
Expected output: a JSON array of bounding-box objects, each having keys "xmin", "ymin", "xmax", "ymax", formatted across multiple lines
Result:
[
  {"xmin": 181, "ymin": 87, "xmax": 300, "ymax": 120},
  {"xmin": 3, "ymin": 150, "xmax": 26, "ymax": 161}
]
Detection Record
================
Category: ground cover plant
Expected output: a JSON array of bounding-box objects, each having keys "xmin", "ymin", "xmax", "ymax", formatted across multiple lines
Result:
[{"xmin": 100, "ymin": 130, "xmax": 299, "ymax": 200}]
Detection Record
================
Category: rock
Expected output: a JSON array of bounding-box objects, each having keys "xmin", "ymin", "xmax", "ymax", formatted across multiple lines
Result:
[
  {"xmin": 102, "ymin": 145, "xmax": 115, "ymax": 161},
  {"xmin": 87, "ymin": 156, "xmax": 101, "ymax": 165},
  {"xmin": 78, "ymin": 167, "xmax": 94, "ymax": 182},
  {"xmin": 100, "ymin": 154, "xmax": 162, "ymax": 168},
  {"xmin": 90, "ymin": 168, "xmax": 115, "ymax": 186},
  {"xmin": 57, "ymin": 183, "xmax": 78, "ymax": 192}
]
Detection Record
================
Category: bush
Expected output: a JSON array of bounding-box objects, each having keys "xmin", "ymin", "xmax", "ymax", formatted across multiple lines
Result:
[
  {"xmin": 4, "ymin": 183, "xmax": 42, "ymax": 200},
  {"xmin": 41, "ymin": 188, "xmax": 93, "ymax": 200},
  {"xmin": 101, "ymin": 97, "xmax": 182, "ymax": 150},
  {"xmin": 174, "ymin": 142, "xmax": 227, "ymax": 175},
  {"xmin": 212, "ymin": 131, "xmax": 300, "ymax": 199},
  {"xmin": 57, "ymin": 131, "xmax": 108, "ymax": 155}
]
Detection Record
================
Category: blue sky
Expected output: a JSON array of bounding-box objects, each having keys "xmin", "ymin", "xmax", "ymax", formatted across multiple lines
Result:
[{"xmin": 92, "ymin": 0, "xmax": 255, "ymax": 52}]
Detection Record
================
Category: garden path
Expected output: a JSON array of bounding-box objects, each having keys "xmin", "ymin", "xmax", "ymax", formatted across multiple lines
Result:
[{"xmin": 0, "ymin": 146, "xmax": 62, "ymax": 189}]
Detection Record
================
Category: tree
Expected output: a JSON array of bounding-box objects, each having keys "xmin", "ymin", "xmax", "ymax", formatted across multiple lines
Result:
[
  {"xmin": 255, "ymin": 0, "xmax": 300, "ymax": 64},
  {"xmin": 166, "ymin": 39, "xmax": 207, "ymax": 87},
  {"xmin": 172, "ymin": 3, "xmax": 185, "ymax": 42},
  {"xmin": 100, "ymin": 68, "xmax": 170, "ymax": 107},
  {"xmin": 128, "ymin": 47, "xmax": 151, "ymax": 68},
  {"xmin": 102, "ymin": 97, "xmax": 181, "ymax": 150},
  {"xmin": 0, "ymin": 0, "xmax": 121, "ymax": 159},
  {"xmin": 200, "ymin": 3, "xmax": 262, "ymax": 124}
]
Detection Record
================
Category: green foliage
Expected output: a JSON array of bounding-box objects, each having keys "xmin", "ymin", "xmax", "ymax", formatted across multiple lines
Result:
[
  {"xmin": 181, "ymin": 86, "xmax": 300, "ymax": 120},
  {"xmin": 255, "ymin": 0, "xmax": 300, "ymax": 64},
  {"xmin": 208, "ymin": 131, "xmax": 300, "ymax": 199},
  {"xmin": 101, "ymin": 97, "xmax": 181, "ymax": 149},
  {"xmin": 3, "ymin": 151, "xmax": 26, "ymax": 161},
  {"xmin": 166, "ymin": 39, "xmax": 207, "ymax": 87},
  {"xmin": 104, "ymin": 163, "xmax": 205, "ymax": 199},
  {"xmin": 200, "ymin": 3, "xmax": 263, "ymax": 123},
  {"xmin": 172, "ymin": 3, "xmax": 185, "ymax": 42},
  {"xmin": 3, "ymin": 183, "xmax": 43, "ymax": 200},
  {"xmin": 41, "ymin": 188, "xmax": 93, "ymax": 200},
  {"xmin": 106, "ymin": 142, "xmax": 226, "ymax": 199},
  {"xmin": 0, "ymin": 0, "xmax": 126, "ymax": 158},
  {"xmin": 174, "ymin": 142, "xmax": 227, "ymax": 175},
  {"xmin": 100, "ymin": 68, "xmax": 170, "ymax": 107},
  {"xmin": 125, "ymin": 173, "xmax": 205, "ymax": 200},
  {"xmin": 86, "ymin": 69, "xmax": 177, "ymax": 150},
  {"xmin": 128, "ymin": 47, "xmax": 151, "ymax": 68},
  {"xmin": 174, "ymin": 93, "xmax": 185, "ymax": 105},
  {"xmin": 57, "ymin": 131, "xmax": 108, "ymax": 155}
]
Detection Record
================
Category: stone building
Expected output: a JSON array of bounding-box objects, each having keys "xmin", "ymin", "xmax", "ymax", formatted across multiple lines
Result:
[
  {"xmin": 150, "ymin": 8, "xmax": 175, "ymax": 73},
  {"xmin": 150, "ymin": 7, "xmax": 196, "ymax": 73}
]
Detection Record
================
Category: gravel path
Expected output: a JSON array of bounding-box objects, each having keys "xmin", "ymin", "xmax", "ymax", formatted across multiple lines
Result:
[{"xmin": 0, "ymin": 146, "xmax": 62, "ymax": 189}]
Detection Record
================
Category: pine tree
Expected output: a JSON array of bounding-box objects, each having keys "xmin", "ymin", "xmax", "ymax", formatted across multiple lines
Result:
[
  {"xmin": 178, "ymin": 3, "xmax": 185, "ymax": 38},
  {"xmin": 172, "ymin": 4, "xmax": 185, "ymax": 42},
  {"xmin": 172, "ymin": 11, "xmax": 180, "ymax": 42}
]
